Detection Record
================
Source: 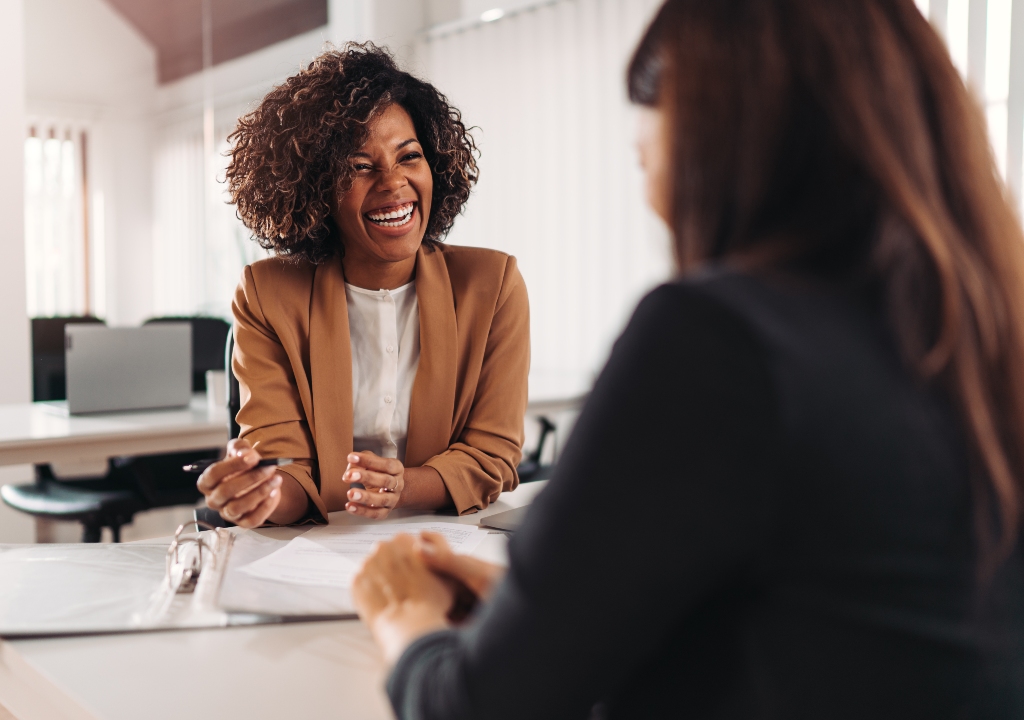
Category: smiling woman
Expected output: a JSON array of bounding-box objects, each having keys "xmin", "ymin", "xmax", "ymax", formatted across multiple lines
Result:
[{"xmin": 195, "ymin": 44, "xmax": 530, "ymax": 527}]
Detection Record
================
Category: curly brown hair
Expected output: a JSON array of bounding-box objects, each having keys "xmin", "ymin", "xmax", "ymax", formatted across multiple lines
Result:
[{"xmin": 225, "ymin": 43, "xmax": 478, "ymax": 264}]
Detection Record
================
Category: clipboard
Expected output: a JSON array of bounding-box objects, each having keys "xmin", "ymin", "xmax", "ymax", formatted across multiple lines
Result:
[
  {"xmin": 0, "ymin": 518, "xmax": 498, "ymax": 639},
  {"xmin": 0, "ymin": 523, "xmax": 294, "ymax": 639}
]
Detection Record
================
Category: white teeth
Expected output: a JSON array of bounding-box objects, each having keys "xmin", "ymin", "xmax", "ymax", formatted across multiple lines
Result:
[
  {"xmin": 367, "ymin": 203, "xmax": 415, "ymax": 222},
  {"xmin": 369, "ymin": 209, "xmax": 414, "ymax": 228}
]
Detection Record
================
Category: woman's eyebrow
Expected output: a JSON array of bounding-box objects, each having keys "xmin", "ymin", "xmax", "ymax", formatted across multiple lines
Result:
[{"xmin": 351, "ymin": 139, "xmax": 419, "ymax": 159}]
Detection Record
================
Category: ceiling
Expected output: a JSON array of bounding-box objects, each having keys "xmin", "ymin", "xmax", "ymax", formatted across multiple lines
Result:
[{"xmin": 103, "ymin": 0, "xmax": 328, "ymax": 84}]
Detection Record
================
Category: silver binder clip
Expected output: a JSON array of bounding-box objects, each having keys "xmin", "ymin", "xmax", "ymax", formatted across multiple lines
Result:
[{"xmin": 165, "ymin": 521, "xmax": 216, "ymax": 594}]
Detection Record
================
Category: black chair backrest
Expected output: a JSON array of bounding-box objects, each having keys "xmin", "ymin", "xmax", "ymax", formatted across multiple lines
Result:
[
  {"xmin": 144, "ymin": 317, "xmax": 231, "ymax": 392},
  {"xmin": 31, "ymin": 316, "xmax": 105, "ymax": 401},
  {"xmin": 226, "ymin": 329, "xmax": 241, "ymax": 440}
]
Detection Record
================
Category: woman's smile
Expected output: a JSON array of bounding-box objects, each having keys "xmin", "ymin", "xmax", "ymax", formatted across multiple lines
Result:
[{"xmin": 365, "ymin": 201, "xmax": 418, "ymax": 231}]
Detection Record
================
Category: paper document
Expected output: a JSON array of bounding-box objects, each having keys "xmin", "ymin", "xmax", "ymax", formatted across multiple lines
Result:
[
  {"xmin": 237, "ymin": 522, "xmax": 489, "ymax": 590},
  {"xmin": 238, "ymin": 537, "xmax": 360, "ymax": 588},
  {"xmin": 302, "ymin": 522, "xmax": 489, "ymax": 555}
]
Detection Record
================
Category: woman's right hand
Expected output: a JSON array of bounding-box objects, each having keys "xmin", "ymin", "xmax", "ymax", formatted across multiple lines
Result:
[
  {"xmin": 196, "ymin": 438, "xmax": 283, "ymax": 528},
  {"xmin": 415, "ymin": 531, "xmax": 506, "ymax": 603}
]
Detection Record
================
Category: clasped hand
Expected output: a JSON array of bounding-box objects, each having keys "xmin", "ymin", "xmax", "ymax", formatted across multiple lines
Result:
[
  {"xmin": 353, "ymin": 531, "xmax": 505, "ymax": 665},
  {"xmin": 343, "ymin": 451, "xmax": 406, "ymax": 519}
]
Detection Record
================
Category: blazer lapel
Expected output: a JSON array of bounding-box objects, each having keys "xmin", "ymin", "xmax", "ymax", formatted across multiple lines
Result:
[
  {"xmin": 406, "ymin": 245, "xmax": 458, "ymax": 467},
  {"xmin": 309, "ymin": 255, "xmax": 354, "ymax": 511}
]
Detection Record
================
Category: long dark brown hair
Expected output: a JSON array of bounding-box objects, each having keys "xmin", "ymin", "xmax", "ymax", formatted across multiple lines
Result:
[{"xmin": 630, "ymin": 0, "xmax": 1024, "ymax": 572}]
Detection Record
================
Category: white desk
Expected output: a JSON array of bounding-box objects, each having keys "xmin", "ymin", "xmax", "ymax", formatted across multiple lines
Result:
[
  {"xmin": 0, "ymin": 374, "xmax": 584, "ymax": 471},
  {"xmin": 0, "ymin": 376, "xmax": 579, "ymax": 465},
  {"xmin": 0, "ymin": 395, "xmax": 228, "ymax": 471},
  {"xmin": 0, "ymin": 481, "xmax": 547, "ymax": 720}
]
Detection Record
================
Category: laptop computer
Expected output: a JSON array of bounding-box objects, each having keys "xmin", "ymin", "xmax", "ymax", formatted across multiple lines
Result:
[
  {"xmin": 480, "ymin": 506, "xmax": 529, "ymax": 532},
  {"xmin": 58, "ymin": 324, "xmax": 192, "ymax": 414}
]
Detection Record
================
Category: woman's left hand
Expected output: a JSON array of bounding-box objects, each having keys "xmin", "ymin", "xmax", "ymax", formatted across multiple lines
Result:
[
  {"xmin": 344, "ymin": 451, "xmax": 405, "ymax": 519},
  {"xmin": 353, "ymin": 534, "xmax": 453, "ymax": 665}
]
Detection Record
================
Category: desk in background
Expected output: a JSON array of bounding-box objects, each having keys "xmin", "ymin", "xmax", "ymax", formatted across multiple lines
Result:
[
  {"xmin": 0, "ymin": 395, "xmax": 228, "ymax": 543},
  {"xmin": 0, "ymin": 394, "xmax": 228, "ymax": 474},
  {"xmin": 0, "ymin": 481, "xmax": 547, "ymax": 720},
  {"xmin": 0, "ymin": 372, "xmax": 584, "ymax": 474}
]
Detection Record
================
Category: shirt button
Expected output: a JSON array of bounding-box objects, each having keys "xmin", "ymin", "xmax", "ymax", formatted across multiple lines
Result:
[
  {"xmin": 384, "ymin": 395, "xmax": 393, "ymax": 404},
  {"xmin": 386, "ymin": 345, "xmax": 394, "ymax": 353}
]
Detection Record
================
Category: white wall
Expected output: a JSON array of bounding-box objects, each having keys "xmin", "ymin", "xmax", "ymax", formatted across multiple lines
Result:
[
  {"xmin": 421, "ymin": 0, "xmax": 669, "ymax": 380},
  {"xmin": 24, "ymin": 0, "xmax": 158, "ymax": 327},
  {"xmin": 0, "ymin": 0, "xmax": 36, "ymax": 544},
  {"xmin": 0, "ymin": 0, "xmax": 31, "ymax": 405}
]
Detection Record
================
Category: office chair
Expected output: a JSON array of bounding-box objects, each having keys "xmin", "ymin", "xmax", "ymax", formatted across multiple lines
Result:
[
  {"xmin": 517, "ymin": 416, "xmax": 557, "ymax": 482},
  {"xmin": 2, "ymin": 316, "xmax": 139, "ymax": 541},
  {"xmin": 2, "ymin": 317, "xmax": 222, "ymax": 542},
  {"xmin": 31, "ymin": 316, "xmax": 105, "ymax": 402}
]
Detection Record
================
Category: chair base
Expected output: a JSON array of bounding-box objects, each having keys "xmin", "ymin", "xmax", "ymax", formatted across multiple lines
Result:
[{"xmin": 0, "ymin": 479, "xmax": 143, "ymax": 543}]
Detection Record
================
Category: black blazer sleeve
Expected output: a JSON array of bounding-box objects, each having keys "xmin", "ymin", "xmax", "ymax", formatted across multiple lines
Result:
[{"xmin": 387, "ymin": 283, "xmax": 781, "ymax": 720}]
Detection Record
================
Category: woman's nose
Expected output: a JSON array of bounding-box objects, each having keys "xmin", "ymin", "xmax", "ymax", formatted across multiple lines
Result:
[{"xmin": 375, "ymin": 165, "xmax": 407, "ymax": 192}]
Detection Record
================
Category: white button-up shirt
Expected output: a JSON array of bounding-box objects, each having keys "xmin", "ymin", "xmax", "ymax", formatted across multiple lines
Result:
[{"xmin": 346, "ymin": 281, "xmax": 421, "ymax": 462}]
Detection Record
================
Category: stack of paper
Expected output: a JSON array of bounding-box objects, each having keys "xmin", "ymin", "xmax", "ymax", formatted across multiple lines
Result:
[{"xmin": 218, "ymin": 523, "xmax": 491, "ymax": 617}]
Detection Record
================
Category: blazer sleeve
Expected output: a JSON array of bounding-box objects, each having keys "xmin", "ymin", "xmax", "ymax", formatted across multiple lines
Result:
[
  {"xmin": 232, "ymin": 266, "xmax": 328, "ymax": 523},
  {"xmin": 424, "ymin": 258, "xmax": 530, "ymax": 514}
]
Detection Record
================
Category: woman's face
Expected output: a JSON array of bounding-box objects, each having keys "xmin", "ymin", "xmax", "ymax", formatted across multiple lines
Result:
[
  {"xmin": 333, "ymin": 103, "xmax": 434, "ymax": 267},
  {"xmin": 636, "ymin": 106, "xmax": 670, "ymax": 225}
]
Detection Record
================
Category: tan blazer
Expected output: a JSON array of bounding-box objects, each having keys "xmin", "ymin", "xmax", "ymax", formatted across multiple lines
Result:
[{"xmin": 231, "ymin": 244, "xmax": 530, "ymax": 520}]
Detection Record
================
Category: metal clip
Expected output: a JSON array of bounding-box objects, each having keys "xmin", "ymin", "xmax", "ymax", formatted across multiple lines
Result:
[{"xmin": 165, "ymin": 520, "xmax": 216, "ymax": 594}]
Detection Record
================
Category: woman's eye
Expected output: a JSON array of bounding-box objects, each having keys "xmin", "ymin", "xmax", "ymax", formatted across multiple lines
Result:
[
  {"xmin": 401, "ymin": 152, "xmax": 423, "ymax": 163},
  {"xmin": 353, "ymin": 164, "xmax": 373, "ymax": 172}
]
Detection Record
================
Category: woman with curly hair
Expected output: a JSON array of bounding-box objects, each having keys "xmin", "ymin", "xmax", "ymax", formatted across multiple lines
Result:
[{"xmin": 195, "ymin": 44, "xmax": 530, "ymax": 527}]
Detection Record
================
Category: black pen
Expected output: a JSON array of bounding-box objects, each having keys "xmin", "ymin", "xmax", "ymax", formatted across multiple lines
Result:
[{"xmin": 182, "ymin": 458, "xmax": 295, "ymax": 473}]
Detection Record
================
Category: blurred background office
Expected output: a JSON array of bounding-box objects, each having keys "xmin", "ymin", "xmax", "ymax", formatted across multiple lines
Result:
[{"xmin": 0, "ymin": 0, "xmax": 1020, "ymax": 542}]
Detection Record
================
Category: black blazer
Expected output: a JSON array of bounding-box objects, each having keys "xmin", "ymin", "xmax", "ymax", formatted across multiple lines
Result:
[{"xmin": 387, "ymin": 268, "xmax": 1024, "ymax": 720}]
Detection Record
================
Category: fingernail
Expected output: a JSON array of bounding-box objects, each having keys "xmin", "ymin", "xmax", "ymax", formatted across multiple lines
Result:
[
  {"xmin": 349, "ymin": 454, "xmax": 359, "ymax": 463},
  {"xmin": 353, "ymin": 492, "xmax": 362, "ymax": 501},
  {"xmin": 351, "ymin": 472, "xmax": 361, "ymax": 481},
  {"xmin": 271, "ymin": 476, "xmax": 283, "ymax": 487},
  {"xmin": 348, "ymin": 505, "xmax": 358, "ymax": 514},
  {"xmin": 420, "ymin": 543, "xmax": 436, "ymax": 555},
  {"xmin": 270, "ymin": 488, "xmax": 279, "ymax": 498}
]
